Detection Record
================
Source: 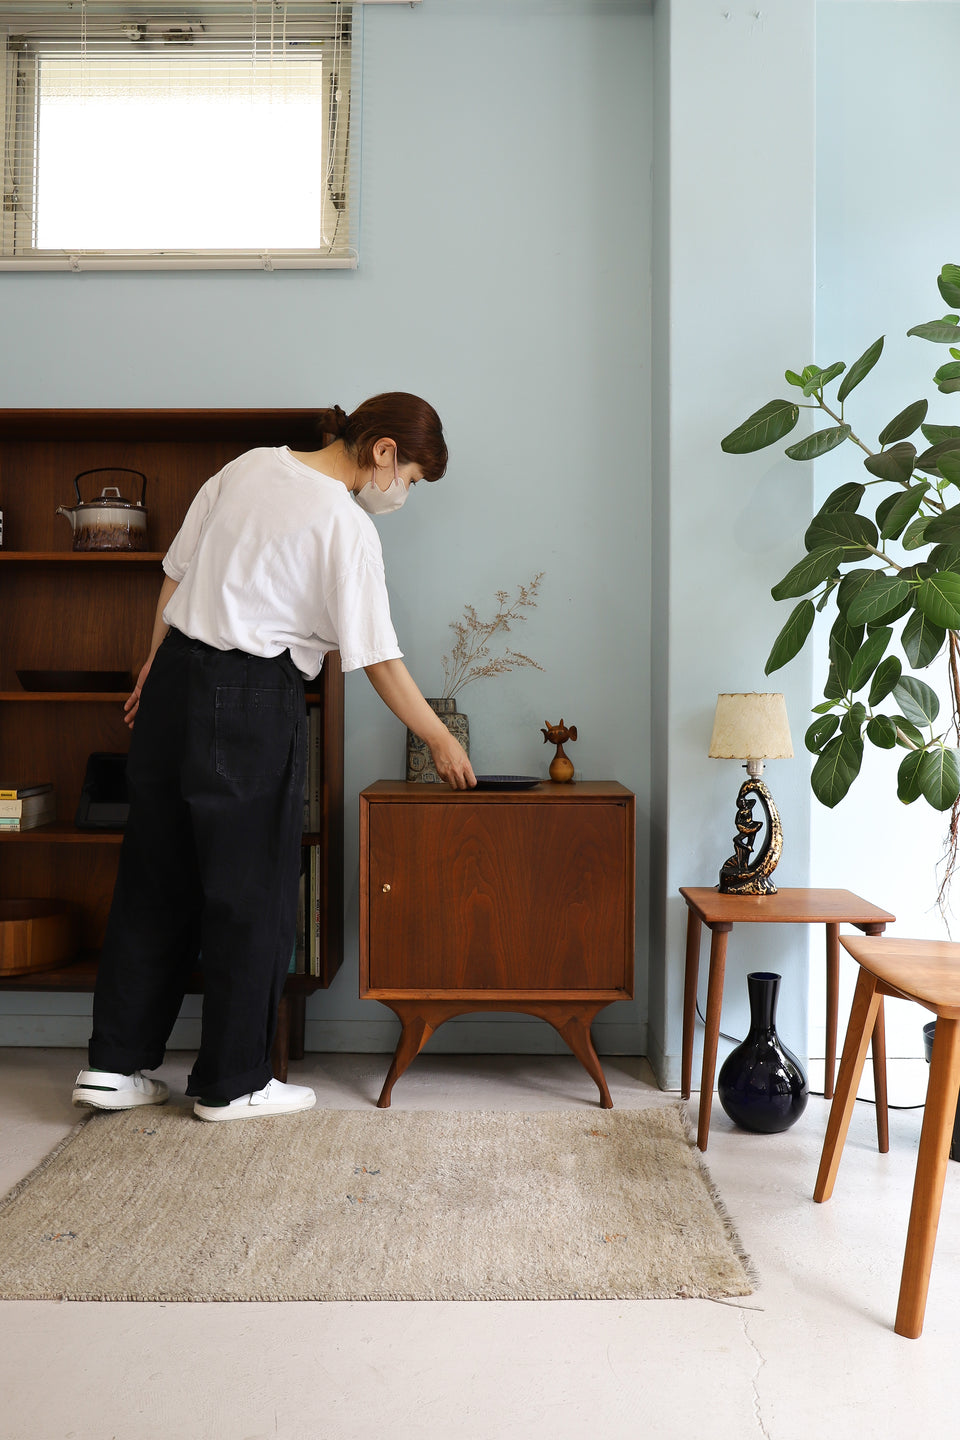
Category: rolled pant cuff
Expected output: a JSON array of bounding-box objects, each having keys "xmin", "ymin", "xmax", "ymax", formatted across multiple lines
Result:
[
  {"xmin": 185, "ymin": 1060, "xmax": 274, "ymax": 1103},
  {"xmin": 89, "ymin": 1043, "xmax": 164, "ymax": 1074}
]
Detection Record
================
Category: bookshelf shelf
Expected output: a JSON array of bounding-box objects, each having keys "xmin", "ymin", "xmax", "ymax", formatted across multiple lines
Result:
[
  {"xmin": 0, "ymin": 551, "xmax": 166, "ymax": 565},
  {"xmin": 0, "ymin": 408, "xmax": 345, "ymax": 1066}
]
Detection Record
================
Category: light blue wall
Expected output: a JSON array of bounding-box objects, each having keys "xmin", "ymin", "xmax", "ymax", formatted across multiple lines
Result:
[
  {"xmin": 648, "ymin": 0, "xmax": 816, "ymax": 1087},
  {"xmin": 810, "ymin": 1, "xmax": 960, "ymax": 1058},
  {"xmin": 0, "ymin": 0, "xmax": 653, "ymax": 1055}
]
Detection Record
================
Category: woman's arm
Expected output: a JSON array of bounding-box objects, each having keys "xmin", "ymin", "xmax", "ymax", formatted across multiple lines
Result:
[
  {"xmin": 124, "ymin": 574, "xmax": 180, "ymax": 729},
  {"xmin": 364, "ymin": 658, "xmax": 476, "ymax": 790}
]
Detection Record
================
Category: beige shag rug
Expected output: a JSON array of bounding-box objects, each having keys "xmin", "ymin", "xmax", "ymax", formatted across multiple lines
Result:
[{"xmin": 0, "ymin": 1103, "xmax": 754, "ymax": 1302}]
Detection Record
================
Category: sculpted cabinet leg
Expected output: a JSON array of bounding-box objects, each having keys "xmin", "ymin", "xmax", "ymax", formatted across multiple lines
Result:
[{"xmin": 377, "ymin": 1004, "xmax": 441, "ymax": 1108}]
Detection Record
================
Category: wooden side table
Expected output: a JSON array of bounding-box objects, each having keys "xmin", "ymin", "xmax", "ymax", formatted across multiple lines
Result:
[
  {"xmin": 680, "ymin": 887, "xmax": 895, "ymax": 1150},
  {"xmin": 360, "ymin": 781, "xmax": 635, "ymax": 1108}
]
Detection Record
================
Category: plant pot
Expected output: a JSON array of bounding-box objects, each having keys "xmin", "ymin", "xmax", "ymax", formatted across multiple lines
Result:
[
  {"xmin": 406, "ymin": 698, "xmax": 470, "ymax": 783},
  {"xmin": 717, "ymin": 971, "xmax": 808, "ymax": 1134}
]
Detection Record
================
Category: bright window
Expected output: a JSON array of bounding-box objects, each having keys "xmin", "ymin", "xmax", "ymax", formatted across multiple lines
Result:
[{"xmin": 1, "ymin": 1, "xmax": 357, "ymax": 269}]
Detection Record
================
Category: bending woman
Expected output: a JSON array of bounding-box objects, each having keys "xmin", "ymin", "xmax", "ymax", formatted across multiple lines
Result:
[{"xmin": 72, "ymin": 393, "xmax": 474, "ymax": 1122}]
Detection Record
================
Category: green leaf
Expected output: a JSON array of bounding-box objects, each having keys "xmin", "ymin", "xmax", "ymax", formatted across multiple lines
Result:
[
  {"xmin": 869, "ymin": 655, "xmax": 902, "ymax": 705},
  {"xmin": 928, "ymin": 543, "xmax": 960, "ymax": 572},
  {"xmin": 845, "ymin": 574, "xmax": 913, "ymax": 625},
  {"xmin": 847, "ymin": 627, "xmax": 892, "ymax": 693},
  {"xmin": 801, "ymin": 366, "xmax": 825, "ymax": 397},
  {"xmin": 877, "ymin": 484, "xmax": 927, "ymax": 541},
  {"xmin": 836, "ymin": 568, "xmax": 878, "ymax": 617},
  {"xmin": 866, "ymin": 715, "xmax": 898, "ymax": 749},
  {"xmin": 917, "ymin": 439, "xmax": 960, "ymax": 474},
  {"xmin": 938, "ymin": 377, "xmax": 960, "ymax": 395},
  {"xmin": 923, "ymin": 503, "xmax": 960, "ymax": 546},
  {"xmin": 721, "ymin": 400, "xmax": 800, "ymax": 454},
  {"xmin": 785, "ymin": 369, "xmax": 804, "ymax": 388},
  {"xmin": 805, "ymin": 714, "xmax": 839, "ymax": 754},
  {"xmin": 764, "ymin": 600, "xmax": 815, "ymax": 675},
  {"xmin": 837, "ymin": 337, "xmax": 884, "ymax": 403},
  {"xmin": 921, "ymin": 424, "xmax": 960, "ymax": 447},
  {"xmin": 902, "ymin": 609, "xmax": 946, "ymax": 669},
  {"xmin": 893, "ymin": 676, "xmax": 940, "ymax": 727},
  {"xmin": 938, "ymin": 265, "xmax": 960, "ymax": 309},
  {"xmin": 918, "ymin": 747, "xmax": 960, "ymax": 811},
  {"xmin": 902, "ymin": 515, "xmax": 933, "ymax": 550},
  {"xmin": 892, "ymin": 714, "xmax": 926, "ymax": 749},
  {"xmin": 937, "ymin": 451, "xmax": 960, "ymax": 486},
  {"xmin": 771, "ymin": 545, "xmax": 846, "ymax": 601},
  {"xmin": 784, "ymin": 424, "xmax": 851, "ymax": 461},
  {"xmin": 828, "ymin": 615, "xmax": 864, "ymax": 694},
  {"xmin": 811, "ymin": 700, "xmax": 840, "ymax": 715},
  {"xmin": 816, "ymin": 578, "xmax": 840, "ymax": 612},
  {"xmin": 907, "ymin": 320, "xmax": 960, "ymax": 343},
  {"xmin": 863, "ymin": 442, "xmax": 918, "ymax": 486},
  {"xmin": 811, "ymin": 731, "xmax": 863, "ymax": 808},
  {"xmin": 897, "ymin": 747, "xmax": 926, "ymax": 804},
  {"xmin": 916, "ymin": 572, "xmax": 960, "ymax": 628},
  {"xmin": 878, "ymin": 399, "xmax": 929, "ymax": 446},
  {"xmin": 804, "ymin": 511, "xmax": 878, "ymax": 557},
  {"xmin": 818, "ymin": 482, "xmax": 866, "ymax": 515},
  {"xmin": 934, "ymin": 362, "xmax": 960, "ymax": 385},
  {"xmin": 817, "ymin": 361, "xmax": 846, "ymax": 388}
]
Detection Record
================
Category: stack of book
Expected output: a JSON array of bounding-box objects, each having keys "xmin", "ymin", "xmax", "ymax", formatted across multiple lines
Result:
[
  {"xmin": 293, "ymin": 843, "xmax": 325, "ymax": 976},
  {"xmin": 0, "ymin": 783, "xmax": 55, "ymax": 831}
]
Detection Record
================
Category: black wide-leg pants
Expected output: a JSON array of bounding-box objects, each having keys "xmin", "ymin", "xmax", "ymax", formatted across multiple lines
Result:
[{"xmin": 89, "ymin": 629, "xmax": 307, "ymax": 1101}]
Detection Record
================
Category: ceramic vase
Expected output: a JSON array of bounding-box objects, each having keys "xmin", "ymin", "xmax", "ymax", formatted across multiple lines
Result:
[
  {"xmin": 406, "ymin": 698, "xmax": 470, "ymax": 783},
  {"xmin": 717, "ymin": 971, "xmax": 808, "ymax": 1134}
]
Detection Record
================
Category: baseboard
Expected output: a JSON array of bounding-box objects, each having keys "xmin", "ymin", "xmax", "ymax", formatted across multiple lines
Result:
[{"xmin": 0, "ymin": 1013, "xmax": 647, "ymax": 1055}]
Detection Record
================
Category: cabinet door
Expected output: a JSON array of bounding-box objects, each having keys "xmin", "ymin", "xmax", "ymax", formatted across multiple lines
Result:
[{"xmin": 367, "ymin": 801, "xmax": 630, "ymax": 991}]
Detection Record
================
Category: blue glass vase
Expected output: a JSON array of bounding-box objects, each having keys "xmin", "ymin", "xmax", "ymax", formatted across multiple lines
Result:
[{"xmin": 717, "ymin": 971, "xmax": 808, "ymax": 1134}]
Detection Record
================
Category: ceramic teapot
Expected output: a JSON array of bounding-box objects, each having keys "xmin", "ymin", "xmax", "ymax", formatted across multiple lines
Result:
[{"xmin": 56, "ymin": 468, "xmax": 149, "ymax": 552}]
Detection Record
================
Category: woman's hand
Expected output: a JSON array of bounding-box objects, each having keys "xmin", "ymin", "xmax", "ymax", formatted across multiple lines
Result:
[
  {"xmin": 428, "ymin": 727, "xmax": 476, "ymax": 790},
  {"xmin": 363, "ymin": 658, "xmax": 477, "ymax": 790},
  {"xmin": 123, "ymin": 658, "xmax": 153, "ymax": 729}
]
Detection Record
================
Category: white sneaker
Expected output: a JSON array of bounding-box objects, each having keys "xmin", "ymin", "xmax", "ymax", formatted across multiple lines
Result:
[
  {"xmin": 193, "ymin": 1078, "xmax": 316, "ymax": 1123},
  {"xmin": 72, "ymin": 1069, "xmax": 169, "ymax": 1111}
]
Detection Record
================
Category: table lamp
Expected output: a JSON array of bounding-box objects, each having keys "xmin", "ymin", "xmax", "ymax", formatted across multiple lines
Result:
[{"xmin": 708, "ymin": 692, "xmax": 793, "ymax": 896}]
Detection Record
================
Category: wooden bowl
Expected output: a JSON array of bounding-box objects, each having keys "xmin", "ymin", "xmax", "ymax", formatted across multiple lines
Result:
[{"xmin": 0, "ymin": 900, "xmax": 75, "ymax": 976}]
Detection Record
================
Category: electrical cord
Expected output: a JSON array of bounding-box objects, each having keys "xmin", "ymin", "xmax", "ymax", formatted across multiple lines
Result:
[{"xmin": 695, "ymin": 998, "xmax": 927, "ymax": 1111}]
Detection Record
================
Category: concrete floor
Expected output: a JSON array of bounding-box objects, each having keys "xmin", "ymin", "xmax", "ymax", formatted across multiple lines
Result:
[{"xmin": 0, "ymin": 1047, "xmax": 956, "ymax": 1440}]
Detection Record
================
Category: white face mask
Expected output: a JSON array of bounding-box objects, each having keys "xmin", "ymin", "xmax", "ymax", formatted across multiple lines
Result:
[{"xmin": 355, "ymin": 453, "xmax": 410, "ymax": 515}]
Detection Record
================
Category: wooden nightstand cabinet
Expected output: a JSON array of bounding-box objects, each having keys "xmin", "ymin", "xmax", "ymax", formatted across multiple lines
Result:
[{"xmin": 360, "ymin": 780, "xmax": 635, "ymax": 1107}]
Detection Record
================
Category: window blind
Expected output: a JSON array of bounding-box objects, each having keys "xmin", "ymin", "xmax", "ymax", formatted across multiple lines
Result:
[{"xmin": 0, "ymin": 1, "xmax": 374, "ymax": 269}]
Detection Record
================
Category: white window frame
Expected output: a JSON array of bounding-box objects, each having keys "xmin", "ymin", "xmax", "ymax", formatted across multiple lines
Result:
[{"xmin": 0, "ymin": 1, "xmax": 416, "ymax": 271}]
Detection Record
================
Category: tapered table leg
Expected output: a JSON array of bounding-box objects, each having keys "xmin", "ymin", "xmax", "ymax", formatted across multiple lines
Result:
[
  {"xmin": 681, "ymin": 909, "xmax": 702, "ymax": 1101},
  {"xmin": 871, "ymin": 1000, "xmax": 889, "ymax": 1154},
  {"xmin": 824, "ymin": 922, "xmax": 840, "ymax": 1099},
  {"xmin": 895, "ymin": 1015, "xmax": 960, "ymax": 1338},
  {"xmin": 814, "ymin": 968, "xmax": 881, "ymax": 1203},
  {"xmin": 697, "ymin": 923, "xmax": 732, "ymax": 1152}
]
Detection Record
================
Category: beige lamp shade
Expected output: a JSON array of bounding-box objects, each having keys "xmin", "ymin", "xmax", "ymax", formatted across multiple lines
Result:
[{"xmin": 708, "ymin": 692, "xmax": 794, "ymax": 760}]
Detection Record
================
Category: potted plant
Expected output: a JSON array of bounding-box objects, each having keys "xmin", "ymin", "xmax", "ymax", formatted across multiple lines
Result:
[{"xmin": 721, "ymin": 265, "xmax": 960, "ymax": 906}]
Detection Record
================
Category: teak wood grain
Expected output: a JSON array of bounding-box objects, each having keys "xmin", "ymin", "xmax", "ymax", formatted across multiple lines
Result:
[{"xmin": 360, "ymin": 781, "xmax": 635, "ymax": 1107}]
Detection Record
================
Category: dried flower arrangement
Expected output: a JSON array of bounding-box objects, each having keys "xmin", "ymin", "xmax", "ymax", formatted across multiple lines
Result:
[{"xmin": 440, "ymin": 572, "xmax": 545, "ymax": 700}]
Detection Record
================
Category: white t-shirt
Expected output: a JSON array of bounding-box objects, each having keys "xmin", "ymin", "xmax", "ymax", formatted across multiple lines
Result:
[{"xmin": 161, "ymin": 446, "xmax": 403, "ymax": 678}]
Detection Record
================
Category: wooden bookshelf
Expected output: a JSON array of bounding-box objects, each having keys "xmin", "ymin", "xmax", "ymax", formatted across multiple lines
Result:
[{"xmin": 0, "ymin": 409, "xmax": 345, "ymax": 1068}]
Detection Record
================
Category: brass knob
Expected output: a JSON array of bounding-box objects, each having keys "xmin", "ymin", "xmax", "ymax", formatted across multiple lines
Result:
[{"xmin": 382, "ymin": 883, "xmax": 391, "ymax": 893}]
